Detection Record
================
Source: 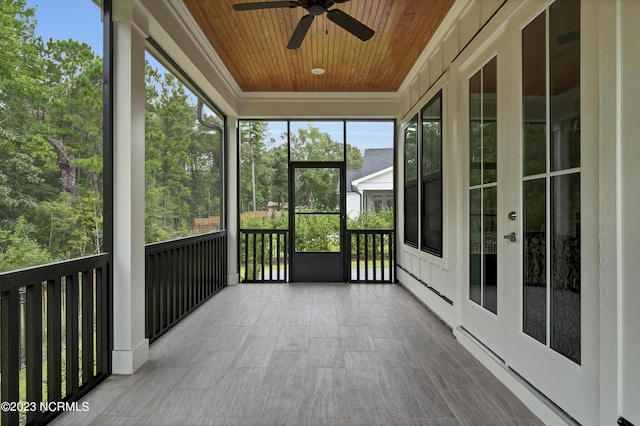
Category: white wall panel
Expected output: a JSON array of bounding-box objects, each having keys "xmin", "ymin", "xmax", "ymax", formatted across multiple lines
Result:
[{"xmin": 458, "ymin": 0, "xmax": 481, "ymax": 48}]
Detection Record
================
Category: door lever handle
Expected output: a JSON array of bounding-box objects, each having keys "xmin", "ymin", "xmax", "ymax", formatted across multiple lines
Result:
[{"xmin": 503, "ymin": 232, "xmax": 517, "ymax": 242}]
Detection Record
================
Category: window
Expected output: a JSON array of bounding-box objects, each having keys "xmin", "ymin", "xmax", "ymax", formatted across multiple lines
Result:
[
  {"xmin": 144, "ymin": 47, "xmax": 224, "ymax": 244},
  {"xmin": 421, "ymin": 92, "xmax": 443, "ymax": 256},
  {"xmin": 0, "ymin": 0, "xmax": 105, "ymax": 272},
  {"xmin": 403, "ymin": 117, "xmax": 419, "ymax": 247}
]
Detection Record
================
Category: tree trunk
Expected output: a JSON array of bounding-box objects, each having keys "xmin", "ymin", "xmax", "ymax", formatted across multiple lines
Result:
[
  {"xmin": 251, "ymin": 141, "xmax": 257, "ymax": 213},
  {"xmin": 46, "ymin": 136, "xmax": 76, "ymax": 195}
]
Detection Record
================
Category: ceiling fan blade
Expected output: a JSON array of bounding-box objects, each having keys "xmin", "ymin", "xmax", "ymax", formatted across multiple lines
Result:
[
  {"xmin": 326, "ymin": 8, "xmax": 374, "ymax": 41},
  {"xmin": 287, "ymin": 14, "xmax": 314, "ymax": 49},
  {"xmin": 233, "ymin": 1, "xmax": 298, "ymax": 11}
]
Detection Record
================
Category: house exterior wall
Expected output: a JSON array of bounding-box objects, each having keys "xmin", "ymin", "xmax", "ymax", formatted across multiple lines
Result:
[
  {"xmin": 346, "ymin": 192, "xmax": 361, "ymax": 219},
  {"xmin": 396, "ymin": 0, "xmax": 639, "ymax": 425},
  {"xmin": 618, "ymin": 0, "xmax": 640, "ymax": 421}
]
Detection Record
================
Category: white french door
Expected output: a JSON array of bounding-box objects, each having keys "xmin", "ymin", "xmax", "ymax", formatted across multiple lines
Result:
[
  {"xmin": 461, "ymin": 1, "xmax": 599, "ymax": 423},
  {"xmin": 460, "ymin": 51, "xmax": 508, "ymax": 359}
]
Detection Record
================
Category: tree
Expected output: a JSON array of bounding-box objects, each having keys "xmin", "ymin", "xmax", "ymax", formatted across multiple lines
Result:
[
  {"xmin": 145, "ymin": 64, "xmax": 194, "ymax": 241},
  {"xmin": 240, "ymin": 121, "xmax": 271, "ymax": 212}
]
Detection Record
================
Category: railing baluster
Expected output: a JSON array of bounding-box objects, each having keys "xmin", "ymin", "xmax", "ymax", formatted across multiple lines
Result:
[
  {"xmin": 365, "ymin": 233, "xmax": 370, "ymax": 281},
  {"xmin": 66, "ymin": 273, "xmax": 80, "ymax": 397},
  {"xmin": 251, "ymin": 234, "xmax": 258, "ymax": 281},
  {"xmin": 269, "ymin": 232, "xmax": 273, "ymax": 281},
  {"xmin": 48, "ymin": 276, "xmax": 62, "ymax": 402},
  {"xmin": 373, "ymin": 233, "xmax": 378, "ymax": 282},
  {"xmin": 96, "ymin": 265, "xmax": 106, "ymax": 377},
  {"xmin": 82, "ymin": 270, "xmax": 93, "ymax": 385},
  {"xmin": 1, "ymin": 288, "xmax": 20, "ymax": 426},
  {"xmin": 284, "ymin": 232, "xmax": 288, "ymax": 281},
  {"xmin": 260, "ymin": 233, "xmax": 265, "ymax": 281},
  {"xmin": 26, "ymin": 282, "xmax": 43, "ymax": 425},
  {"xmin": 276, "ymin": 232, "xmax": 281, "ymax": 280}
]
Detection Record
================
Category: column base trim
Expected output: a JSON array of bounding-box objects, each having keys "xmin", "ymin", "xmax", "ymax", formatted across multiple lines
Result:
[
  {"xmin": 112, "ymin": 338, "xmax": 149, "ymax": 375},
  {"xmin": 227, "ymin": 272, "xmax": 240, "ymax": 286}
]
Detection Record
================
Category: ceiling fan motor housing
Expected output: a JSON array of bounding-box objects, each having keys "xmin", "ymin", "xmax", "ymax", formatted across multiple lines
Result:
[
  {"xmin": 307, "ymin": 0, "xmax": 333, "ymax": 15},
  {"xmin": 309, "ymin": 5, "xmax": 324, "ymax": 15}
]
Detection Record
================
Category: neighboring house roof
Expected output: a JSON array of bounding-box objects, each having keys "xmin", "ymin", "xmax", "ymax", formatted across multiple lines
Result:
[
  {"xmin": 346, "ymin": 170, "xmax": 362, "ymax": 192},
  {"xmin": 346, "ymin": 148, "xmax": 393, "ymax": 193},
  {"xmin": 361, "ymin": 148, "xmax": 393, "ymax": 177}
]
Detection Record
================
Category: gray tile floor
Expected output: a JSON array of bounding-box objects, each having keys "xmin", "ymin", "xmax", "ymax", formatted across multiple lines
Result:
[{"xmin": 53, "ymin": 283, "xmax": 543, "ymax": 426}]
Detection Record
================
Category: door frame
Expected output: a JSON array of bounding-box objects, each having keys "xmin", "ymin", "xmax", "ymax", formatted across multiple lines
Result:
[{"xmin": 289, "ymin": 161, "xmax": 347, "ymax": 282}]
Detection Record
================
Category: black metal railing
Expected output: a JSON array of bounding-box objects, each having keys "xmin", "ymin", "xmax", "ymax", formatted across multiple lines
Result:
[
  {"xmin": 347, "ymin": 229, "xmax": 395, "ymax": 283},
  {"xmin": 145, "ymin": 231, "xmax": 227, "ymax": 343},
  {"xmin": 0, "ymin": 254, "xmax": 111, "ymax": 426},
  {"xmin": 240, "ymin": 229, "xmax": 288, "ymax": 283}
]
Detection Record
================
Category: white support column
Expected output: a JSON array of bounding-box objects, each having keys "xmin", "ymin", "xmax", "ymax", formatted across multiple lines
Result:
[
  {"xmin": 226, "ymin": 115, "xmax": 240, "ymax": 285},
  {"xmin": 619, "ymin": 0, "xmax": 640, "ymax": 423},
  {"xmin": 111, "ymin": 0, "xmax": 149, "ymax": 374}
]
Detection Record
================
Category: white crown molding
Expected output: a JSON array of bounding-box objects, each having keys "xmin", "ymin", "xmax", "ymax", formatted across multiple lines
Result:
[{"xmin": 165, "ymin": 0, "xmax": 243, "ymax": 98}]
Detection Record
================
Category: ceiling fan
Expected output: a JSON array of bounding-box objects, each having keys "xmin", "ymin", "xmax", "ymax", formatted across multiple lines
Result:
[{"xmin": 232, "ymin": 0, "xmax": 375, "ymax": 49}]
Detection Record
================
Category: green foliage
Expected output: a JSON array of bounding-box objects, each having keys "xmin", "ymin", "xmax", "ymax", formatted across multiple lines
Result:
[
  {"xmin": 294, "ymin": 214, "xmax": 341, "ymax": 252},
  {"xmin": 241, "ymin": 213, "xmax": 288, "ymax": 230},
  {"xmin": 347, "ymin": 208, "xmax": 394, "ymax": 230},
  {"xmin": 0, "ymin": 217, "xmax": 53, "ymax": 271}
]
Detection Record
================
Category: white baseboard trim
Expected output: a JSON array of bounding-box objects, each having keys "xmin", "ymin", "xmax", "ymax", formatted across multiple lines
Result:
[{"xmin": 455, "ymin": 327, "xmax": 577, "ymax": 426}]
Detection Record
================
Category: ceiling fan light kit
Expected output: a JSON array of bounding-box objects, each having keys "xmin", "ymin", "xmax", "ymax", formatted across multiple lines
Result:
[{"xmin": 232, "ymin": 0, "xmax": 375, "ymax": 49}]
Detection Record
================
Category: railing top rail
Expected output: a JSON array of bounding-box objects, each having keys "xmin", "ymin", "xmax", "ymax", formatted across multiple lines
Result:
[
  {"xmin": 346, "ymin": 229, "xmax": 394, "ymax": 234},
  {"xmin": 145, "ymin": 229, "xmax": 227, "ymax": 254},
  {"xmin": 0, "ymin": 253, "xmax": 110, "ymax": 290},
  {"xmin": 240, "ymin": 228, "xmax": 289, "ymax": 234}
]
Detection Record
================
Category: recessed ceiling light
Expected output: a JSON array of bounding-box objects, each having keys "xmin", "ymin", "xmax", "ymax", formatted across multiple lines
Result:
[{"xmin": 311, "ymin": 67, "xmax": 325, "ymax": 75}]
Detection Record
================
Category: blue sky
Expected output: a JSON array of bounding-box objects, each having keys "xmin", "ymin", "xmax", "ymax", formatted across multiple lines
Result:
[
  {"xmin": 264, "ymin": 121, "xmax": 394, "ymax": 152},
  {"xmin": 27, "ymin": 0, "xmax": 103, "ymax": 55},
  {"xmin": 25, "ymin": 0, "xmax": 395, "ymax": 152}
]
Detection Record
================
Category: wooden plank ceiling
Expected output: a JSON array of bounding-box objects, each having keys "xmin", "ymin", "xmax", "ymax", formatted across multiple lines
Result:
[{"xmin": 183, "ymin": 0, "xmax": 455, "ymax": 92}]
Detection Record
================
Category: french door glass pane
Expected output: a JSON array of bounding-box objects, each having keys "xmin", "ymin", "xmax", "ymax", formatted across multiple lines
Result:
[
  {"xmin": 551, "ymin": 173, "xmax": 581, "ymax": 363},
  {"xmin": 523, "ymin": 178, "xmax": 546, "ymax": 344},
  {"xmin": 550, "ymin": 0, "xmax": 580, "ymax": 172},
  {"xmin": 469, "ymin": 189, "xmax": 482, "ymax": 305},
  {"xmin": 522, "ymin": 14, "xmax": 547, "ymax": 177},
  {"xmin": 483, "ymin": 186, "xmax": 497, "ymax": 314},
  {"xmin": 468, "ymin": 57, "xmax": 498, "ymax": 312},
  {"xmin": 469, "ymin": 72, "xmax": 482, "ymax": 186},
  {"xmin": 483, "ymin": 57, "xmax": 498, "ymax": 184},
  {"xmin": 521, "ymin": 0, "xmax": 581, "ymax": 363}
]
